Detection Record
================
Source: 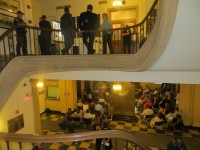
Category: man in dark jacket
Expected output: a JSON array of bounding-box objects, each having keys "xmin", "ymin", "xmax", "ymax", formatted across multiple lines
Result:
[
  {"xmin": 13, "ymin": 11, "xmax": 27, "ymax": 56},
  {"xmin": 167, "ymin": 135, "xmax": 187, "ymax": 150},
  {"xmin": 39, "ymin": 15, "xmax": 52, "ymax": 55},
  {"xmin": 60, "ymin": 7, "xmax": 76, "ymax": 55},
  {"xmin": 78, "ymin": 4, "xmax": 98, "ymax": 54}
]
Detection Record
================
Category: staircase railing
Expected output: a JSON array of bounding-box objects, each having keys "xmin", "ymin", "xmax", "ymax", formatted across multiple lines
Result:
[
  {"xmin": 0, "ymin": 130, "xmax": 151, "ymax": 150},
  {"xmin": 0, "ymin": 0, "xmax": 159, "ymax": 72}
]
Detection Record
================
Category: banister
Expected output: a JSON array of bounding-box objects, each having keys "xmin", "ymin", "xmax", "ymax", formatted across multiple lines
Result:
[{"xmin": 0, "ymin": 130, "xmax": 150, "ymax": 150}]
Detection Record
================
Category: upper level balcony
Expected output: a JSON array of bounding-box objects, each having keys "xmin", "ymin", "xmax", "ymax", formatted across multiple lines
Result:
[{"xmin": 0, "ymin": 0, "xmax": 200, "ymax": 149}]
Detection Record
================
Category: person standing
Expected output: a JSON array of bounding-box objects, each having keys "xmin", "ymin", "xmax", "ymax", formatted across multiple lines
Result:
[
  {"xmin": 122, "ymin": 25, "xmax": 132, "ymax": 54},
  {"xmin": 78, "ymin": 4, "xmax": 99, "ymax": 54},
  {"xmin": 60, "ymin": 7, "xmax": 76, "ymax": 55},
  {"xmin": 39, "ymin": 15, "xmax": 52, "ymax": 55},
  {"xmin": 167, "ymin": 135, "xmax": 187, "ymax": 150},
  {"xmin": 13, "ymin": 11, "xmax": 27, "ymax": 56},
  {"xmin": 100, "ymin": 13, "xmax": 113, "ymax": 54}
]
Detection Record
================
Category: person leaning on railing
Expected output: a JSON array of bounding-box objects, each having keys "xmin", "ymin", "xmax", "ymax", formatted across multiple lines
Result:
[
  {"xmin": 60, "ymin": 7, "xmax": 77, "ymax": 55},
  {"xmin": 13, "ymin": 11, "xmax": 28, "ymax": 56},
  {"xmin": 78, "ymin": 4, "xmax": 99, "ymax": 55},
  {"xmin": 39, "ymin": 15, "xmax": 52, "ymax": 55},
  {"xmin": 100, "ymin": 13, "xmax": 114, "ymax": 54}
]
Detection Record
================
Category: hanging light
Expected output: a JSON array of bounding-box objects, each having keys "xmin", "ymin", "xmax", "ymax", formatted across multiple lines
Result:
[
  {"xmin": 112, "ymin": 0, "xmax": 122, "ymax": 8},
  {"xmin": 37, "ymin": 81, "xmax": 44, "ymax": 87},
  {"xmin": 113, "ymin": 83, "xmax": 122, "ymax": 91}
]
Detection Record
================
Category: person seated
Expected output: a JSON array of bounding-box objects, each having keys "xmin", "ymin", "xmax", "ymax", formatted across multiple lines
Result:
[
  {"xmin": 141, "ymin": 105, "xmax": 154, "ymax": 123},
  {"xmin": 174, "ymin": 114, "xmax": 184, "ymax": 131},
  {"xmin": 65, "ymin": 108, "xmax": 73, "ymax": 118},
  {"xmin": 144, "ymin": 85, "xmax": 151, "ymax": 94},
  {"xmin": 95, "ymin": 102, "xmax": 104, "ymax": 114},
  {"xmin": 165, "ymin": 108, "xmax": 176, "ymax": 123},
  {"xmin": 77, "ymin": 99, "xmax": 83, "ymax": 112},
  {"xmin": 143, "ymin": 98, "xmax": 153, "ymax": 110},
  {"xmin": 84, "ymin": 109, "xmax": 93, "ymax": 119},
  {"xmin": 93, "ymin": 112, "xmax": 102, "ymax": 130},
  {"xmin": 71, "ymin": 109, "xmax": 81, "ymax": 124},
  {"xmin": 136, "ymin": 92, "xmax": 147, "ymax": 109},
  {"xmin": 89, "ymin": 101, "xmax": 96, "ymax": 113},
  {"xmin": 150, "ymin": 112, "xmax": 164, "ymax": 129}
]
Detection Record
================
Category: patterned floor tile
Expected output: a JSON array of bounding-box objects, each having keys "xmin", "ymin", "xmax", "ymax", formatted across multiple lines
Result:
[
  {"xmin": 149, "ymin": 147, "xmax": 159, "ymax": 150},
  {"xmin": 148, "ymin": 128, "xmax": 156, "ymax": 134},
  {"xmin": 47, "ymin": 131, "xmax": 57, "ymax": 135},
  {"xmin": 67, "ymin": 145, "xmax": 76, "ymax": 150},
  {"xmin": 116, "ymin": 125, "xmax": 125, "ymax": 130},
  {"xmin": 49, "ymin": 143, "xmax": 60, "ymax": 149},
  {"xmin": 79, "ymin": 142, "xmax": 90, "ymax": 148},
  {"xmin": 125, "ymin": 122, "xmax": 132, "ymax": 127},
  {"xmin": 182, "ymin": 132, "xmax": 193, "ymax": 138},
  {"xmin": 131, "ymin": 126, "xmax": 140, "ymax": 131},
  {"xmin": 110, "ymin": 121, "xmax": 118, "ymax": 125},
  {"xmin": 189, "ymin": 130, "xmax": 200, "ymax": 135}
]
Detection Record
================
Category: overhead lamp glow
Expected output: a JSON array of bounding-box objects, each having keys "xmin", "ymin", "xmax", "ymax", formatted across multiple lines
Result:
[
  {"xmin": 37, "ymin": 82, "xmax": 44, "ymax": 87},
  {"xmin": 113, "ymin": 83, "xmax": 122, "ymax": 91},
  {"xmin": 112, "ymin": 0, "xmax": 122, "ymax": 7}
]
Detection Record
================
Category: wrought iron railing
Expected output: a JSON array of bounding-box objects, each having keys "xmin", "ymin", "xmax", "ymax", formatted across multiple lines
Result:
[
  {"xmin": 0, "ymin": 0, "xmax": 158, "ymax": 72},
  {"xmin": 0, "ymin": 130, "xmax": 151, "ymax": 150}
]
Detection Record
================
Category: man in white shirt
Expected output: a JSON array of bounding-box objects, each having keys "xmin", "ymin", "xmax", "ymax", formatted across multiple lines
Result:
[
  {"xmin": 84, "ymin": 109, "xmax": 93, "ymax": 119},
  {"xmin": 95, "ymin": 102, "xmax": 104, "ymax": 114},
  {"xmin": 141, "ymin": 106, "xmax": 154, "ymax": 116}
]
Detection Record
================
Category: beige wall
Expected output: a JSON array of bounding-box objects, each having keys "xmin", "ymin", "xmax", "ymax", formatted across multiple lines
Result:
[
  {"xmin": 0, "ymin": 77, "xmax": 35, "ymax": 134},
  {"xmin": 34, "ymin": 0, "xmax": 152, "ymax": 23},
  {"xmin": 43, "ymin": 80, "xmax": 77, "ymax": 113},
  {"xmin": 180, "ymin": 84, "xmax": 200, "ymax": 127}
]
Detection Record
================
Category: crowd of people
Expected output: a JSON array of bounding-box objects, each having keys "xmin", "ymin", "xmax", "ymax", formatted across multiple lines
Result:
[
  {"xmin": 13, "ymin": 4, "xmax": 135, "ymax": 56},
  {"xmin": 58, "ymin": 87, "xmax": 113, "ymax": 149},
  {"xmin": 137, "ymin": 84, "xmax": 184, "ymax": 132}
]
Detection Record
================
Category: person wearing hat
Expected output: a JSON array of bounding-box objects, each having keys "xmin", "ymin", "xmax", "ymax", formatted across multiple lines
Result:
[
  {"xmin": 39, "ymin": 15, "xmax": 52, "ymax": 55},
  {"xmin": 13, "ymin": 11, "xmax": 27, "ymax": 56}
]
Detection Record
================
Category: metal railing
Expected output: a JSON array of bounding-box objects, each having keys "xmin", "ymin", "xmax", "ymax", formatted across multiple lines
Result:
[
  {"xmin": 0, "ymin": 130, "xmax": 151, "ymax": 150},
  {"xmin": 0, "ymin": 0, "xmax": 159, "ymax": 72}
]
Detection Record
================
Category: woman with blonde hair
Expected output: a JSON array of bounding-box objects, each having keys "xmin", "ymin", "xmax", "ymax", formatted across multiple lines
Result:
[{"xmin": 100, "ymin": 13, "xmax": 114, "ymax": 54}]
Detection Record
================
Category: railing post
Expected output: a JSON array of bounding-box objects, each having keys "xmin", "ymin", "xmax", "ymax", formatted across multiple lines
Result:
[
  {"xmin": 60, "ymin": 142, "xmax": 64, "ymax": 150},
  {"xmin": 6, "ymin": 141, "xmax": 10, "ymax": 150},
  {"xmin": 75, "ymin": 141, "xmax": 79, "ymax": 150},
  {"xmin": 18, "ymin": 142, "xmax": 22, "ymax": 150},
  {"xmin": 89, "ymin": 139, "xmax": 92, "ymax": 150},
  {"xmin": 126, "ymin": 140, "xmax": 128, "ymax": 150}
]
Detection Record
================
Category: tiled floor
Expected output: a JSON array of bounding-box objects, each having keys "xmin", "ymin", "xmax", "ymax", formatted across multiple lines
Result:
[{"xmin": 40, "ymin": 112, "xmax": 200, "ymax": 150}]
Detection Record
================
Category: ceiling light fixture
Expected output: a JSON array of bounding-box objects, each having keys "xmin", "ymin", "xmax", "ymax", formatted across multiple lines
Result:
[{"xmin": 112, "ymin": 0, "xmax": 123, "ymax": 8}]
